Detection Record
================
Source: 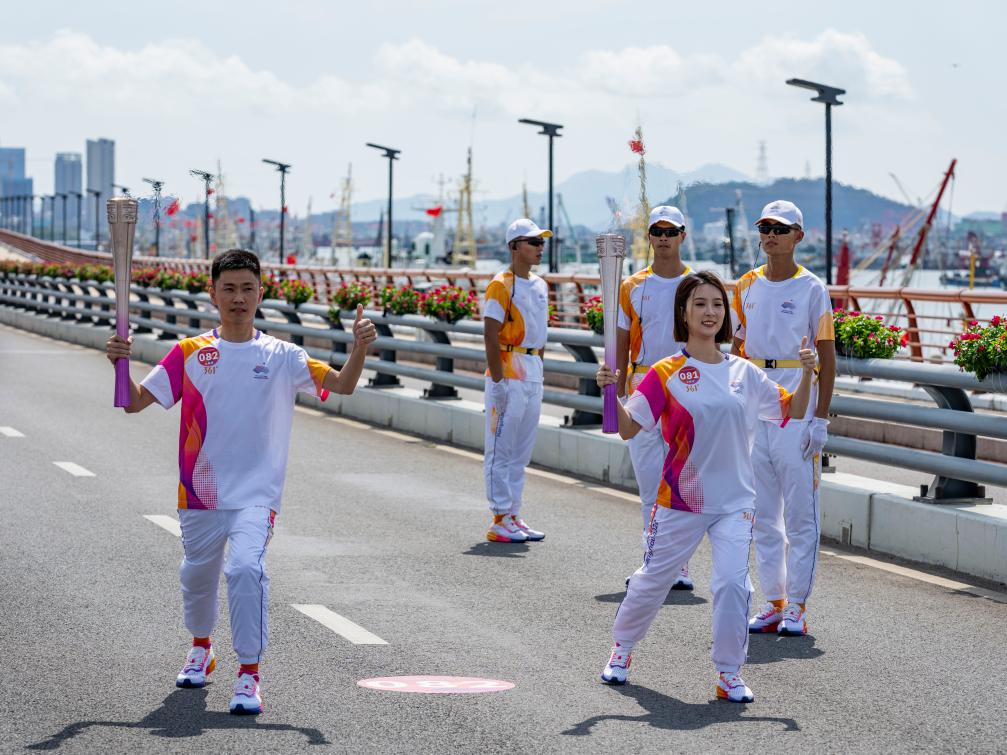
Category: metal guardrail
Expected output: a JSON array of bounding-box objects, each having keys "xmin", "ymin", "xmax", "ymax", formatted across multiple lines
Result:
[{"xmin": 2, "ymin": 272, "xmax": 1006, "ymax": 503}]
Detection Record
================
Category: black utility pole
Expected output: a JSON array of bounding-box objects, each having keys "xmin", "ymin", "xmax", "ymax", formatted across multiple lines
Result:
[
  {"xmin": 364, "ymin": 144, "xmax": 399, "ymax": 268},
  {"xmin": 56, "ymin": 193, "xmax": 67, "ymax": 245},
  {"xmin": 786, "ymin": 78, "xmax": 845, "ymax": 285},
  {"xmin": 87, "ymin": 188, "xmax": 102, "ymax": 250},
  {"xmin": 249, "ymin": 206, "xmax": 256, "ymax": 251},
  {"xmin": 71, "ymin": 191, "xmax": 83, "ymax": 247},
  {"xmin": 518, "ymin": 118, "xmax": 564, "ymax": 273},
  {"xmin": 30, "ymin": 195, "xmax": 37, "ymax": 237},
  {"xmin": 262, "ymin": 159, "xmax": 291, "ymax": 261},
  {"xmin": 189, "ymin": 170, "xmax": 214, "ymax": 259},
  {"xmin": 724, "ymin": 207, "xmax": 737, "ymax": 279},
  {"xmin": 143, "ymin": 177, "xmax": 165, "ymax": 256}
]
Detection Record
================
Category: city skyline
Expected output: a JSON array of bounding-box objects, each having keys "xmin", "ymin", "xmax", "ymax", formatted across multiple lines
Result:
[{"xmin": 0, "ymin": 1, "xmax": 1003, "ymax": 219}]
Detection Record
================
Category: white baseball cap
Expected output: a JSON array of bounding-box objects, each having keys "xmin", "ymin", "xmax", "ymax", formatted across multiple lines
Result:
[
  {"xmin": 648, "ymin": 205, "xmax": 686, "ymax": 229},
  {"xmin": 757, "ymin": 200, "xmax": 803, "ymax": 228},
  {"xmin": 505, "ymin": 218, "xmax": 553, "ymax": 245}
]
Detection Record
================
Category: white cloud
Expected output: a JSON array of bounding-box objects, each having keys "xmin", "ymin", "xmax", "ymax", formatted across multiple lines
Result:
[{"xmin": 579, "ymin": 46, "xmax": 725, "ymax": 97}]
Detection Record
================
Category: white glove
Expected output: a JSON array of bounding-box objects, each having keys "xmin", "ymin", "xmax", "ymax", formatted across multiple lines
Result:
[
  {"xmin": 490, "ymin": 379, "xmax": 508, "ymax": 415},
  {"xmin": 801, "ymin": 417, "xmax": 829, "ymax": 461}
]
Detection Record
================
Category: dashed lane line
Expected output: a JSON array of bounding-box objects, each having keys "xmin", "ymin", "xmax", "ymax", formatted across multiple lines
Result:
[
  {"xmin": 52, "ymin": 461, "xmax": 95, "ymax": 477},
  {"xmin": 144, "ymin": 515, "xmax": 182, "ymax": 538},
  {"xmin": 291, "ymin": 604, "xmax": 389, "ymax": 645},
  {"xmin": 0, "ymin": 426, "xmax": 25, "ymax": 437}
]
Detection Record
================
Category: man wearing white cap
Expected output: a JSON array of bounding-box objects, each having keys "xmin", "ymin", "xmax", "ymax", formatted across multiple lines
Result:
[
  {"xmin": 481, "ymin": 218, "xmax": 552, "ymax": 542},
  {"xmin": 617, "ymin": 206, "xmax": 693, "ymax": 590},
  {"xmin": 730, "ymin": 200, "xmax": 836, "ymax": 636}
]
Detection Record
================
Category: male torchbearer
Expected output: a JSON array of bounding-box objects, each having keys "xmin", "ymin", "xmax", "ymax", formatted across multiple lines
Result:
[{"xmin": 108, "ymin": 196, "xmax": 138, "ymax": 407}]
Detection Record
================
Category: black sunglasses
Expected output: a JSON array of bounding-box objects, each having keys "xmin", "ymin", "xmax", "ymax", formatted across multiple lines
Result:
[
  {"xmin": 649, "ymin": 227, "xmax": 682, "ymax": 238},
  {"xmin": 757, "ymin": 224, "xmax": 795, "ymax": 236},
  {"xmin": 517, "ymin": 237, "xmax": 545, "ymax": 247}
]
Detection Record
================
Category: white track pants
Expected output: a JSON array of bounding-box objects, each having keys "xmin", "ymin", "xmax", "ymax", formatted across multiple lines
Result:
[
  {"xmin": 612, "ymin": 506, "xmax": 754, "ymax": 674},
  {"xmin": 751, "ymin": 420, "xmax": 822, "ymax": 604},
  {"xmin": 178, "ymin": 506, "xmax": 275, "ymax": 664},
  {"xmin": 484, "ymin": 377, "xmax": 543, "ymax": 516},
  {"xmin": 627, "ymin": 421, "xmax": 666, "ymax": 531}
]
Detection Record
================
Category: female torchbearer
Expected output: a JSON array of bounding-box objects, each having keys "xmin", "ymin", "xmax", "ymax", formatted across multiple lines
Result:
[{"xmin": 595, "ymin": 271, "xmax": 816, "ymax": 702}]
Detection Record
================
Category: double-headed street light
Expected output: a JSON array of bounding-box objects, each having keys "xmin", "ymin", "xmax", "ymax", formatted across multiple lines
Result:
[
  {"xmin": 786, "ymin": 78, "xmax": 845, "ymax": 285},
  {"xmin": 56, "ymin": 192, "xmax": 68, "ymax": 245},
  {"xmin": 518, "ymin": 118, "xmax": 563, "ymax": 273},
  {"xmin": 87, "ymin": 188, "xmax": 102, "ymax": 250},
  {"xmin": 262, "ymin": 159, "xmax": 291, "ymax": 261},
  {"xmin": 70, "ymin": 190, "xmax": 83, "ymax": 248},
  {"xmin": 189, "ymin": 170, "xmax": 214, "ymax": 259},
  {"xmin": 365, "ymin": 144, "xmax": 400, "ymax": 269},
  {"xmin": 143, "ymin": 177, "xmax": 165, "ymax": 256}
]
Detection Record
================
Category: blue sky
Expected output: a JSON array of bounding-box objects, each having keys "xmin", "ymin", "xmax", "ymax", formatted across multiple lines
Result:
[{"xmin": 0, "ymin": 0, "xmax": 1003, "ymax": 218}]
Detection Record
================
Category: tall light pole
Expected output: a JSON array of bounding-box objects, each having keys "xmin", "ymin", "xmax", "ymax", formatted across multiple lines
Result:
[
  {"xmin": 87, "ymin": 188, "xmax": 102, "ymax": 250},
  {"xmin": 56, "ymin": 192, "xmax": 68, "ymax": 245},
  {"xmin": 143, "ymin": 177, "xmax": 165, "ymax": 257},
  {"xmin": 189, "ymin": 169, "xmax": 214, "ymax": 259},
  {"xmin": 365, "ymin": 144, "xmax": 400, "ymax": 268},
  {"xmin": 262, "ymin": 159, "xmax": 291, "ymax": 262},
  {"xmin": 30, "ymin": 194, "xmax": 37, "ymax": 237},
  {"xmin": 71, "ymin": 190, "xmax": 83, "ymax": 248},
  {"xmin": 786, "ymin": 78, "xmax": 845, "ymax": 285},
  {"xmin": 518, "ymin": 118, "xmax": 563, "ymax": 273}
]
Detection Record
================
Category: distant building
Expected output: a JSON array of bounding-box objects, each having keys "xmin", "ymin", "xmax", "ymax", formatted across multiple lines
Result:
[
  {"xmin": 86, "ymin": 138, "xmax": 115, "ymax": 233},
  {"xmin": 0, "ymin": 146, "xmax": 32, "ymax": 197},
  {"xmin": 55, "ymin": 152, "xmax": 83, "ymax": 234}
]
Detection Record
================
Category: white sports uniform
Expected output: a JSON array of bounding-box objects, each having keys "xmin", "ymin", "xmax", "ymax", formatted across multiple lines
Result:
[
  {"xmin": 617, "ymin": 265, "xmax": 691, "ymax": 528},
  {"xmin": 614, "ymin": 352, "xmax": 794, "ymax": 672},
  {"xmin": 483, "ymin": 270, "xmax": 549, "ymax": 516},
  {"xmin": 141, "ymin": 329, "xmax": 331, "ymax": 662},
  {"xmin": 731, "ymin": 265, "xmax": 835, "ymax": 604}
]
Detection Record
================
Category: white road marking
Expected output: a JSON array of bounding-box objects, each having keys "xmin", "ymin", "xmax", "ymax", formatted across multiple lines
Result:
[
  {"xmin": 291, "ymin": 604, "xmax": 388, "ymax": 645},
  {"xmin": 53, "ymin": 461, "xmax": 95, "ymax": 477},
  {"xmin": 143, "ymin": 515, "xmax": 182, "ymax": 538},
  {"xmin": 819, "ymin": 548, "xmax": 1007, "ymax": 604},
  {"xmin": 0, "ymin": 426, "xmax": 25, "ymax": 437}
]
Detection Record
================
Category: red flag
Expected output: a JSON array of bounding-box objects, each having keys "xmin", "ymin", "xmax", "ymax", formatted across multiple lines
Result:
[
  {"xmin": 166, "ymin": 198, "xmax": 181, "ymax": 216},
  {"xmin": 425, "ymin": 206, "xmax": 443, "ymax": 217},
  {"xmin": 628, "ymin": 139, "xmax": 645, "ymax": 155},
  {"xmin": 285, "ymin": 254, "xmax": 297, "ymax": 265},
  {"xmin": 207, "ymin": 213, "xmax": 215, "ymax": 220},
  {"xmin": 236, "ymin": 217, "xmax": 246, "ymax": 224},
  {"xmin": 206, "ymin": 188, "xmax": 215, "ymax": 196},
  {"xmin": 282, "ymin": 205, "xmax": 288, "ymax": 214}
]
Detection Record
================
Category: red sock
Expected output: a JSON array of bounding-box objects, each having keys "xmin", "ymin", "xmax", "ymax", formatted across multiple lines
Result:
[
  {"xmin": 192, "ymin": 636, "xmax": 211, "ymax": 649},
  {"xmin": 239, "ymin": 663, "xmax": 259, "ymax": 678}
]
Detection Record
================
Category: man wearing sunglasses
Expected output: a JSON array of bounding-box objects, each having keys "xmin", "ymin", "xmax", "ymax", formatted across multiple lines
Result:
[
  {"xmin": 616, "ymin": 205, "xmax": 694, "ymax": 590},
  {"xmin": 481, "ymin": 218, "xmax": 552, "ymax": 543},
  {"xmin": 730, "ymin": 200, "xmax": 836, "ymax": 637}
]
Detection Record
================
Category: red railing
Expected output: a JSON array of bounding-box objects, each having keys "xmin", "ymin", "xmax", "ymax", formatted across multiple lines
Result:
[{"xmin": 3, "ymin": 230, "xmax": 1005, "ymax": 363}]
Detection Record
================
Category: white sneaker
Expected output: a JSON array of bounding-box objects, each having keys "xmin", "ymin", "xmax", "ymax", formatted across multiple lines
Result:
[
  {"xmin": 777, "ymin": 603, "xmax": 809, "ymax": 636},
  {"xmin": 486, "ymin": 518, "xmax": 528, "ymax": 543},
  {"xmin": 229, "ymin": 672, "xmax": 263, "ymax": 715},
  {"xmin": 176, "ymin": 645, "xmax": 216, "ymax": 688},
  {"xmin": 748, "ymin": 602, "xmax": 783, "ymax": 634},
  {"xmin": 600, "ymin": 646, "xmax": 632, "ymax": 685},
  {"xmin": 716, "ymin": 672, "xmax": 754, "ymax": 703},
  {"xmin": 671, "ymin": 565, "xmax": 694, "ymax": 591},
  {"xmin": 509, "ymin": 515, "xmax": 545, "ymax": 541}
]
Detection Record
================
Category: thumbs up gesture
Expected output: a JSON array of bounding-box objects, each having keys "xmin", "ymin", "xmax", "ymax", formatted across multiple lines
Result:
[
  {"xmin": 798, "ymin": 335, "xmax": 817, "ymax": 374},
  {"xmin": 353, "ymin": 303, "xmax": 378, "ymax": 347}
]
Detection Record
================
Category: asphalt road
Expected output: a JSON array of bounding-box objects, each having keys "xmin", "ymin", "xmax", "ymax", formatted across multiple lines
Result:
[{"xmin": 1, "ymin": 323, "xmax": 1005, "ymax": 754}]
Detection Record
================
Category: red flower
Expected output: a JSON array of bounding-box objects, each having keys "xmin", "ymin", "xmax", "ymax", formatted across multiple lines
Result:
[{"xmin": 991, "ymin": 315, "xmax": 1002, "ymax": 326}]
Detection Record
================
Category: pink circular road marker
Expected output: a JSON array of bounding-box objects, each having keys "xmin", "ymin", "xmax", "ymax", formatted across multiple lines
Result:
[{"xmin": 357, "ymin": 676, "xmax": 515, "ymax": 694}]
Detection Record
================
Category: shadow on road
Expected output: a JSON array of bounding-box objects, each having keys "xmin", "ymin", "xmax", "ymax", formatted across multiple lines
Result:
[
  {"xmin": 561, "ymin": 683, "xmax": 800, "ymax": 736},
  {"xmin": 26, "ymin": 688, "xmax": 330, "ymax": 750},
  {"xmin": 746, "ymin": 633, "xmax": 824, "ymax": 664},
  {"xmin": 594, "ymin": 590, "xmax": 708, "ymax": 606},
  {"xmin": 462, "ymin": 542, "xmax": 531, "ymax": 558}
]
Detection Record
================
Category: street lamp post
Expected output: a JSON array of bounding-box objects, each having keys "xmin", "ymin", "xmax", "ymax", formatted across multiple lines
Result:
[
  {"xmin": 30, "ymin": 195, "xmax": 37, "ymax": 237},
  {"xmin": 143, "ymin": 177, "xmax": 165, "ymax": 257},
  {"xmin": 364, "ymin": 144, "xmax": 400, "ymax": 269},
  {"xmin": 518, "ymin": 118, "xmax": 564, "ymax": 273},
  {"xmin": 189, "ymin": 170, "xmax": 214, "ymax": 259},
  {"xmin": 87, "ymin": 188, "xmax": 102, "ymax": 250},
  {"xmin": 71, "ymin": 191, "xmax": 83, "ymax": 248},
  {"xmin": 262, "ymin": 160, "xmax": 291, "ymax": 262},
  {"xmin": 786, "ymin": 78, "xmax": 845, "ymax": 285},
  {"xmin": 56, "ymin": 192, "xmax": 68, "ymax": 245}
]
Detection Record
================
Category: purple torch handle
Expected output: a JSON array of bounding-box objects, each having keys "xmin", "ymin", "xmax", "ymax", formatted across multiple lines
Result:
[
  {"xmin": 113, "ymin": 303, "xmax": 131, "ymax": 407},
  {"xmin": 602, "ymin": 383, "xmax": 619, "ymax": 433}
]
